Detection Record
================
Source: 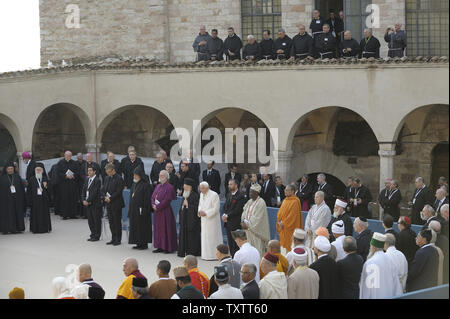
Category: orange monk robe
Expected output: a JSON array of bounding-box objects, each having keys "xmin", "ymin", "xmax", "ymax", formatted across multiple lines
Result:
[
  {"xmin": 188, "ymin": 268, "xmax": 210, "ymax": 298},
  {"xmin": 259, "ymin": 252, "xmax": 290, "ymax": 279},
  {"xmin": 276, "ymin": 195, "xmax": 302, "ymax": 252}
]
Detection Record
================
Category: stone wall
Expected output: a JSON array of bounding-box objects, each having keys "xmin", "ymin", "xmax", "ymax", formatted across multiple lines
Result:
[
  {"xmin": 39, "ymin": 0, "xmax": 169, "ymax": 65},
  {"xmin": 281, "ymin": 0, "xmax": 313, "ymax": 36}
]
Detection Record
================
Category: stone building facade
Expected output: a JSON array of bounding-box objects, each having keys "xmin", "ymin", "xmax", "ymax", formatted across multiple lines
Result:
[{"xmin": 39, "ymin": 0, "xmax": 448, "ymax": 65}]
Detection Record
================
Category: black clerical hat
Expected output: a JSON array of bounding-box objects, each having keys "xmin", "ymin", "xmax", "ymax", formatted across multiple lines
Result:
[
  {"xmin": 132, "ymin": 277, "xmax": 148, "ymax": 288},
  {"xmin": 184, "ymin": 178, "xmax": 195, "ymax": 187},
  {"xmin": 35, "ymin": 162, "xmax": 45, "ymax": 169},
  {"xmin": 214, "ymin": 265, "xmax": 229, "ymax": 282},
  {"xmin": 133, "ymin": 166, "xmax": 146, "ymax": 181}
]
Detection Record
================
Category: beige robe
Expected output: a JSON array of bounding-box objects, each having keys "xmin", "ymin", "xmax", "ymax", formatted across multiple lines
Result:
[
  {"xmin": 241, "ymin": 196, "xmax": 270, "ymax": 257},
  {"xmin": 198, "ymin": 189, "xmax": 223, "ymax": 260},
  {"xmin": 287, "ymin": 266, "xmax": 320, "ymax": 299}
]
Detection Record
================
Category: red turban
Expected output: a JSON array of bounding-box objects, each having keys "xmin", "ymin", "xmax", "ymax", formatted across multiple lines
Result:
[{"xmin": 263, "ymin": 252, "xmax": 279, "ymax": 264}]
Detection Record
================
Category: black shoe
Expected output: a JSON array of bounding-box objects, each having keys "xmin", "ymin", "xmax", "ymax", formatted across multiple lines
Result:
[
  {"xmin": 62, "ymin": 217, "xmax": 69, "ymax": 220},
  {"xmin": 132, "ymin": 245, "xmax": 139, "ymax": 249},
  {"xmin": 153, "ymin": 248, "xmax": 163, "ymax": 253},
  {"xmin": 91, "ymin": 238, "xmax": 100, "ymax": 242},
  {"xmin": 106, "ymin": 241, "xmax": 114, "ymax": 245},
  {"xmin": 163, "ymin": 250, "xmax": 171, "ymax": 254},
  {"xmin": 113, "ymin": 242, "xmax": 121, "ymax": 246},
  {"xmin": 87, "ymin": 238, "xmax": 93, "ymax": 241},
  {"xmin": 137, "ymin": 246, "xmax": 148, "ymax": 250}
]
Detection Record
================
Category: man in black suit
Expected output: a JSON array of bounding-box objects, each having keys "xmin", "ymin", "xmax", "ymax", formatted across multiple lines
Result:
[
  {"xmin": 240, "ymin": 263, "xmax": 259, "ymax": 299},
  {"xmin": 316, "ymin": 173, "xmax": 333, "ymax": 210},
  {"xmin": 273, "ymin": 176, "xmax": 285, "ymax": 208},
  {"xmin": 177, "ymin": 161, "xmax": 198, "ymax": 195},
  {"xmin": 382, "ymin": 213, "xmax": 399, "ymax": 245},
  {"xmin": 222, "ymin": 179, "xmax": 246, "ymax": 257},
  {"xmin": 336, "ymin": 236, "xmax": 364, "ymax": 299},
  {"xmin": 102, "ymin": 163, "xmax": 125, "ymax": 246},
  {"xmin": 82, "ymin": 166, "xmax": 103, "ymax": 241},
  {"xmin": 410, "ymin": 177, "xmax": 435, "ymax": 225},
  {"xmin": 309, "ymin": 236, "xmax": 339, "ymax": 299},
  {"xmin": 119, "ymin": 150, "xmax": 144, "ymax": 189},
  {"xmin": 383, "ymin": 180, "xmax": 402, "ymax": 220},
  {"xmin": 224, "ymin": 164, "xmax": 241, "ymax": 196},
  {"xmin": 202, "ymin": 160, "xmax": 221, "ymax": 195},
  {"xmin": 397, "ymin": 216, "xmax": 419, "ymax": 267},
  {"xmin": 353, "ymin": 217, "xmax": 373, "ymax": 261},
  {"xmin": 434, "ymin": 188, "xmax": 449, "ymax": 216},
  {"xmin": 406, "ymin": 229, "xmax": 440, "ymax": 292},
  {"xmin": 260, "ymin": 174, "xmax": 276, "ymax": 207},
  {"xmin": 100, "ymin": 152, "xmax": 121, "ymax": 180},
  {"xmin": 378, "ymin": 178, "xmax": 392, "ymax": 213},
  {"xmin": 349, "ymin": 178, "xmax": 372, "ymax": 219}
]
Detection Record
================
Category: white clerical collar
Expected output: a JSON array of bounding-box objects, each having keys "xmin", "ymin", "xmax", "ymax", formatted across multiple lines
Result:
[
  {"xmin": 232, "ymin": 190, "xmax": 238, "ymax": 196},
  {"xmin": 221, "ymin": 256, "xmax": 232, "ymax": 263},
  {"xmin": 318, "ymin": 254, "xmax": 328, "ymax": 259},
  {"xmin": 159, "ymin": 277, "xmax": 171, "ymax": 281},
  {"xmin": 421, "ymin": 243, "xmax": 433, "ymax": 249},
  {"xmin": 243, "ymin": 279, "xmax": 255, "ymax": 287}
]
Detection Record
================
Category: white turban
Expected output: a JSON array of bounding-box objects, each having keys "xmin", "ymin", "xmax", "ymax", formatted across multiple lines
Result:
[
  {"xmin": 335, "ymin": 199, "xmax": 347, "ymax": 209},
  {"xmin": 250, "ymin": 183, "xmax": 262, "ymax": 193},
  {"xmin": 314, "ymin": 235, "xmax": 331, "ymax": 253},
  {"xmin": 332, "ymin": 220, "xmax": 345, "ymax": 235},
  {"xmin": 292, "ymin": 247, "xmax": 308, "ymax": 264}
]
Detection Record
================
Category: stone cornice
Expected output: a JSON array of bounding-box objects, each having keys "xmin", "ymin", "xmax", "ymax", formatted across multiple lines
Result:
[{"xmin": 0, "ymin": 55, "xmax": 448, "ymax": 80}]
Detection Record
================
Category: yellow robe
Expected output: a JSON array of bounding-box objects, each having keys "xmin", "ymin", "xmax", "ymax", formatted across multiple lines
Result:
[
  {"xmin": 117, "ymin": 270, "xmax": 145, "ymax": 299},
  {"xmin": 276, "ymin": 195, "xmax": 302, "ymax": 252}
]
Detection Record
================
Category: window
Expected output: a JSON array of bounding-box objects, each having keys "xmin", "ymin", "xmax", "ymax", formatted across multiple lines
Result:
[
  {"xmin": 406, "ymin": 0, "xmax": 449, "ymax": 56},
  {"xmin": 344, "ymin": 0, "xmax": 371, "ymax": 41},
  {"xmin": 241, "ymin": 0, "xmax": 282, "ymax": 41}
]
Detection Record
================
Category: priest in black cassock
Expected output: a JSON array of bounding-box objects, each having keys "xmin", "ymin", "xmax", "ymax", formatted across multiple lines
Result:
[
  {"xmin": 349, "ymin": 178, "xmax": 373, "ymax": 219},
  {"xmin": 0, "ymin": 162, "xmax": 26, "ymax": 234},
  {"xmin": 128, "ymin": 166, "xmax": 153, "ymax": 250},
  {"xmin": 359, "ymin": 28, "xmax": 381, "ymax": 58},
  {"xmin": 56, "ymin": 151, "xmax": 80, "ymax": 220},
  {"xmin": 178, "ymin": 178, "xmax": 201, "ymax": 257},
  {"xmin": 26, "ymin": 163, "xmax": 52, "ymax": 234}
]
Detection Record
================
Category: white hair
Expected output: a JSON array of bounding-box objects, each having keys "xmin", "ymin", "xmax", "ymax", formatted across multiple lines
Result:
[
  {"xmin": 429, "ymin": 220, "xmax": 441, "ymax": 234},
  {"xmin": 159, "ymin": 170, "xmax": 169, "ymax": 179},
  {"xmin": 200, "ymin": 181, "xmax": 209, "ymax": 188},
  {"xmin": 247, "ymin": 34, "xmax": 255, "ymax": 40}
]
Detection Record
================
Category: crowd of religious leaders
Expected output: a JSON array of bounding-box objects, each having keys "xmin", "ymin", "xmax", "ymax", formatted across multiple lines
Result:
[
  {"xmin": 192, "ymin": 9, "xmax": 408, "ymax": 63},
  {"xmin": 1, "ymin": 146, "xmax": 449, "ymax": 300}
]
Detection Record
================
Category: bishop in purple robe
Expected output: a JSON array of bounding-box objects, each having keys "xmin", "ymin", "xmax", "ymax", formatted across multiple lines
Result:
[{"xmin": 151, "ymin": 170, "xmax": 178, "ymax": 253}]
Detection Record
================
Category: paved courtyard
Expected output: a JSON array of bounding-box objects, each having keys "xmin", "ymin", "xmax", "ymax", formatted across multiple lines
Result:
[{"xmin": 0, "ymin": 214, "xmax": 217, "ymax": 299}]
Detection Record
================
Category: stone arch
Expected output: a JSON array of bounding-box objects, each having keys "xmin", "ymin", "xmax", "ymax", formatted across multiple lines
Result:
[
  {"xmin": 32, "ymin": 103, "xmax": 91, "ymax": 160},
  {"xmin": 0, "ymin": 113, "xmax": 21, "ymax": 167},
  {"xmin": 287, "ymin": 106, "xmax": 380, "ymax": 194},
  {"xmin": 199, "ymin": 107, "xmax": 276, "ymax": 171},
  {"xmin": 97, "ymin": 105, "xmax": 177, "ymax": 158}
]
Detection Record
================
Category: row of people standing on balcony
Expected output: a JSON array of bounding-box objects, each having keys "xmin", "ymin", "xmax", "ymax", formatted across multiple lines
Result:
[{"xmin": 192, "ymin": 11, "xmax": 406, "ymax": 62}]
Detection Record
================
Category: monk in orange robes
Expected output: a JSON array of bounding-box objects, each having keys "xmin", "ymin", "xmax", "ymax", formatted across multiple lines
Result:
[{"xmin": 276, "ymin": 185, "xmax": 302, "ymax": 252}]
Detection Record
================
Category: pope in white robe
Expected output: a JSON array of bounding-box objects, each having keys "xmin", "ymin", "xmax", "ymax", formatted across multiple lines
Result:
[
  {"xmin": 198, "ymin": 182, "xmax": 223, "ymax": 260},
  {"xmin": 241, "ymin": 183, "xmax": 271, "ymax": 257},
  {"xmin": 359, "ymin": 232, "xmax": 403, "ymax": 299},
  {"xmin": 305, "ymin": 191, "xmax": 331, "ymax": 247}
]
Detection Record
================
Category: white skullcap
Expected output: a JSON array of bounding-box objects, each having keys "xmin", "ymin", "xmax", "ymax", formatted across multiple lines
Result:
[
  {"xmin": 250, "ymin": 183, "xmax": 262, "ymax": 193},
  {"xmin": 335, "ymin": 199, "xmax": 348, "ymax": 209},
  {"xmin": 293, "ymin": 228, "xmax": 307, "ymax": 240},
  {"xmin": 314, "ymin": 236, "xmax": 331, "ymax": 253},
  {"xmin": 332, "ymin": 220, "xmax": 345, "ymax": 235},
  {"xmin": 199, "ymin": 181, "xmax": 209, "ymax": 188}
]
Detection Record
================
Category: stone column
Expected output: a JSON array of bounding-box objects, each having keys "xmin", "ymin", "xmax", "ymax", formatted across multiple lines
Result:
[
  {"xmin": 378, "ymin": 143, "xmax": 396, "ymax": 219},
  {"xmin": 276, "ymin": 150, "xmax": 294, "ymax": 184},
  {"xmin": 17, "ymin": 152, "xmax": 28, "ymax": 180},
  {"xmin": 86, "ymin": 143, "xmax": 102, "ymax": 163}
]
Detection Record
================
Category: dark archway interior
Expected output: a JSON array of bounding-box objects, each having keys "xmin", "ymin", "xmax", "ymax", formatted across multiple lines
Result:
[
  {"xmin": 32, "ymin": 104, "xmax": 86, "ymax": 160},
  {"xmin": 0, "ymin": 123, "xmax": 17, "ymax": 168},
  {"xmin": 431, "ymin": 143, "xmax": 449, "ymax": 191}
]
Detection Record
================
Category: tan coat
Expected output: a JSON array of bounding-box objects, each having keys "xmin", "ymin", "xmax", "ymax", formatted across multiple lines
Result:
[{"xmin": 287, "ymin": 266, "xmax": 319, "ymax": 299}]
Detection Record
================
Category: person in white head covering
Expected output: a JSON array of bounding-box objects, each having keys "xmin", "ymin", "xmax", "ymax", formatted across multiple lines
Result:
[
  {"xmin": 286, "ymin": 229, "xmax": 314, "ymax": 270},
  {"xmin": 240, "ymin": 183, "xmax": 270, "ymax": 257},
  {"xmin": 331, "ymin": 220, "xmax": 346, "ymax": 261},
  {"xmin": 327, "ymin": 198, "xmax": 353, "ymax": 241},
  {"xmin": 52, "ymin": 277, "xmax": 74, "ymax": 299},
  {"xmin": 359, "ymin": 232, "xmax": 403, "ymax": 299},
  {"xmin": 287, "ymin": 247, "xmax": 319, "ymax": 299},
  {"xmin": 198, "ymin": 181, "xmax": 223, "ymax": 260},
  {"xmin": 309, "ymin": 236, "xmax": 339, "ymax": 299}
]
